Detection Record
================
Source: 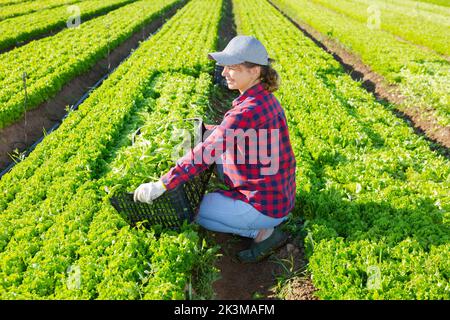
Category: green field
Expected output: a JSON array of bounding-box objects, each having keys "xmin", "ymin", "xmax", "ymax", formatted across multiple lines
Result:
[
  {"xmin": 272, "ymin": 0, "xmax": 450, "ymax": 126},
  {"xmin": 0, "ymin": 0, "xmax": 179, "ymax": 129},
  {"xmin": 0, "ymin": 0, "xmax": 222, "ymax": 299}
]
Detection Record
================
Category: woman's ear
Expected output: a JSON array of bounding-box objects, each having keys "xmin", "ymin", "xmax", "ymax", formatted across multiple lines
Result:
[{"xmin": 252, "ymin": 65, "xmax": 262, "ymax": 80}]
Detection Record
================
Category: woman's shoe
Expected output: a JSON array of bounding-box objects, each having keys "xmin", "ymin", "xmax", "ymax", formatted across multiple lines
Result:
[{"xmin": 237, "ymin": 228, "xmax": 288, "ymax": 263}]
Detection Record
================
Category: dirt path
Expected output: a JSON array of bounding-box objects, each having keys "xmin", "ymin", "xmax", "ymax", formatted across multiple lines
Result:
[
  {"xmin": 0, "ymin": 1, "xmax": 187, "ymax": 173},
  {"xmin": 268, "ymin": 0, "xmax": 450, "ymax": 156},
  {"xmin": 211, "ymin": 233, "xmax": 280, "ymax": 300},
  {"xmin": 209, "ymin": 231, "xmax": 317, "ymax": 300},
  {"xmin": 203, "ymin": 0, "xmax": 318, "ymax": 301}
]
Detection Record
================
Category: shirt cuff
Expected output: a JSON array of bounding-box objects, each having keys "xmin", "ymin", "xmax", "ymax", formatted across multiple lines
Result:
[
  {"xmin": 157, "ymin": 179, "xmax": 167, "ymax": 191},
  {"xmin": 160, "ymin": 174, "xmax": 173, "ymax": 191}
]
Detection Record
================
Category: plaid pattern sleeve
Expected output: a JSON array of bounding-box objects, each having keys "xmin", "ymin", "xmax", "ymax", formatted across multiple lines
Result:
[
  {"xmin": 160, "ymin": 102, "xmax": 252, "ymax": 191},
  {"xmin": 161, "ymin": 83, "xmax": 297, "ymax": 218}
]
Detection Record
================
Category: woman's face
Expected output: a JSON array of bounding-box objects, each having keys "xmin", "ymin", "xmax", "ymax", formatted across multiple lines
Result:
[{"xmin": 221, "ymin": 64, "xmax": 261, "ymax": 94}]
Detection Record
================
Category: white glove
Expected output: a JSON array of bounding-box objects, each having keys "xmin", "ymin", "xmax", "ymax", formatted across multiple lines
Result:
[{"xmin": 133, "ymin": 180, "xmax": 166, "ymax": 204}]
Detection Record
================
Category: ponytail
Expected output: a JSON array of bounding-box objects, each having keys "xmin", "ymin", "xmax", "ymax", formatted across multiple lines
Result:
[{"xmin": 260, "ymin": 63, "xmax": 280, "ymax": 92}]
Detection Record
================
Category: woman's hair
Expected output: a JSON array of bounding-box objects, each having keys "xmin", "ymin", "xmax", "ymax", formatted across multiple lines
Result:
[{"xmin": 242, "ymin": 58, "xmax": 280, "ymax": 92}]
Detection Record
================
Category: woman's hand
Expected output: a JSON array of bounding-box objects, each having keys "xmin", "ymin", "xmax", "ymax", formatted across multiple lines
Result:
[{"xmin": 133, "ymin": 180, "xmax": 166, "ymax": 203}]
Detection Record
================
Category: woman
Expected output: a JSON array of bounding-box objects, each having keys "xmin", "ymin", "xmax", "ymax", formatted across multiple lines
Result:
[{"xmin": 134, "ymin": 35, "xmax": 296, "ymax": 263}]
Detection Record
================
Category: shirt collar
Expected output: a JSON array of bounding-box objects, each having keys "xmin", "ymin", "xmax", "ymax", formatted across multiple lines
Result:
[{"xmin": 232, "ymin": 83, "xmax": 266, "ymax": 107}]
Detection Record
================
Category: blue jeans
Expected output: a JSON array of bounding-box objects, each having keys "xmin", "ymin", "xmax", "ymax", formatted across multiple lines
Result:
[{"xmin": 195, "ymin": 192, "xmax": 289, "ymax": 239}]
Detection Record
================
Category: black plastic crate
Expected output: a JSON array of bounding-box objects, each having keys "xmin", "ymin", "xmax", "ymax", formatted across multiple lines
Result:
[
  {"xmin": 109, "ymin": 118, "xmax": 213, "ymax": 230},
  {"xmin": 109, "ymin": 165, "xmax": 213, "ymax": 230}
]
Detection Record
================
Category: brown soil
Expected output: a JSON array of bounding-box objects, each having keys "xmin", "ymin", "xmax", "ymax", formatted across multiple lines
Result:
[
  {"xmin": 268, "ymin": 0, "xmax": 450, "ymax": 155},
  {"xmin": 209, "ymin": 231, "xmax": 317, "ymax": 300},
  {"xmin": 0, "ymin": 1, "xmax": 186, "ymax": 172},
  {"xmin": 281, "ymin": 277, "xmax": 319, "ymax": 300},
  {"xmin": 273, "ymin": 239, "xmax": 318, "ymax": 300},
  {"xmin": 216, "ymin": 0, "xmax": 236, "ymax": 52},
  {"xmin": 210, "ymin": 232, "xmax": 279, "ymax": 300}
]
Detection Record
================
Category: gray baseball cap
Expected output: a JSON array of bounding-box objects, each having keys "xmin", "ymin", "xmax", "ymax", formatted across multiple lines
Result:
[{"xmin": 208, "ymin": 35, "xmax": 269, "ymax": 66}]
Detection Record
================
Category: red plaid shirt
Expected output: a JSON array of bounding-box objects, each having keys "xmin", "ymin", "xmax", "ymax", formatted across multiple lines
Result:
[{"xmin": 161, "ymin": 83, "xmax": 296, "ymax": 218}]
